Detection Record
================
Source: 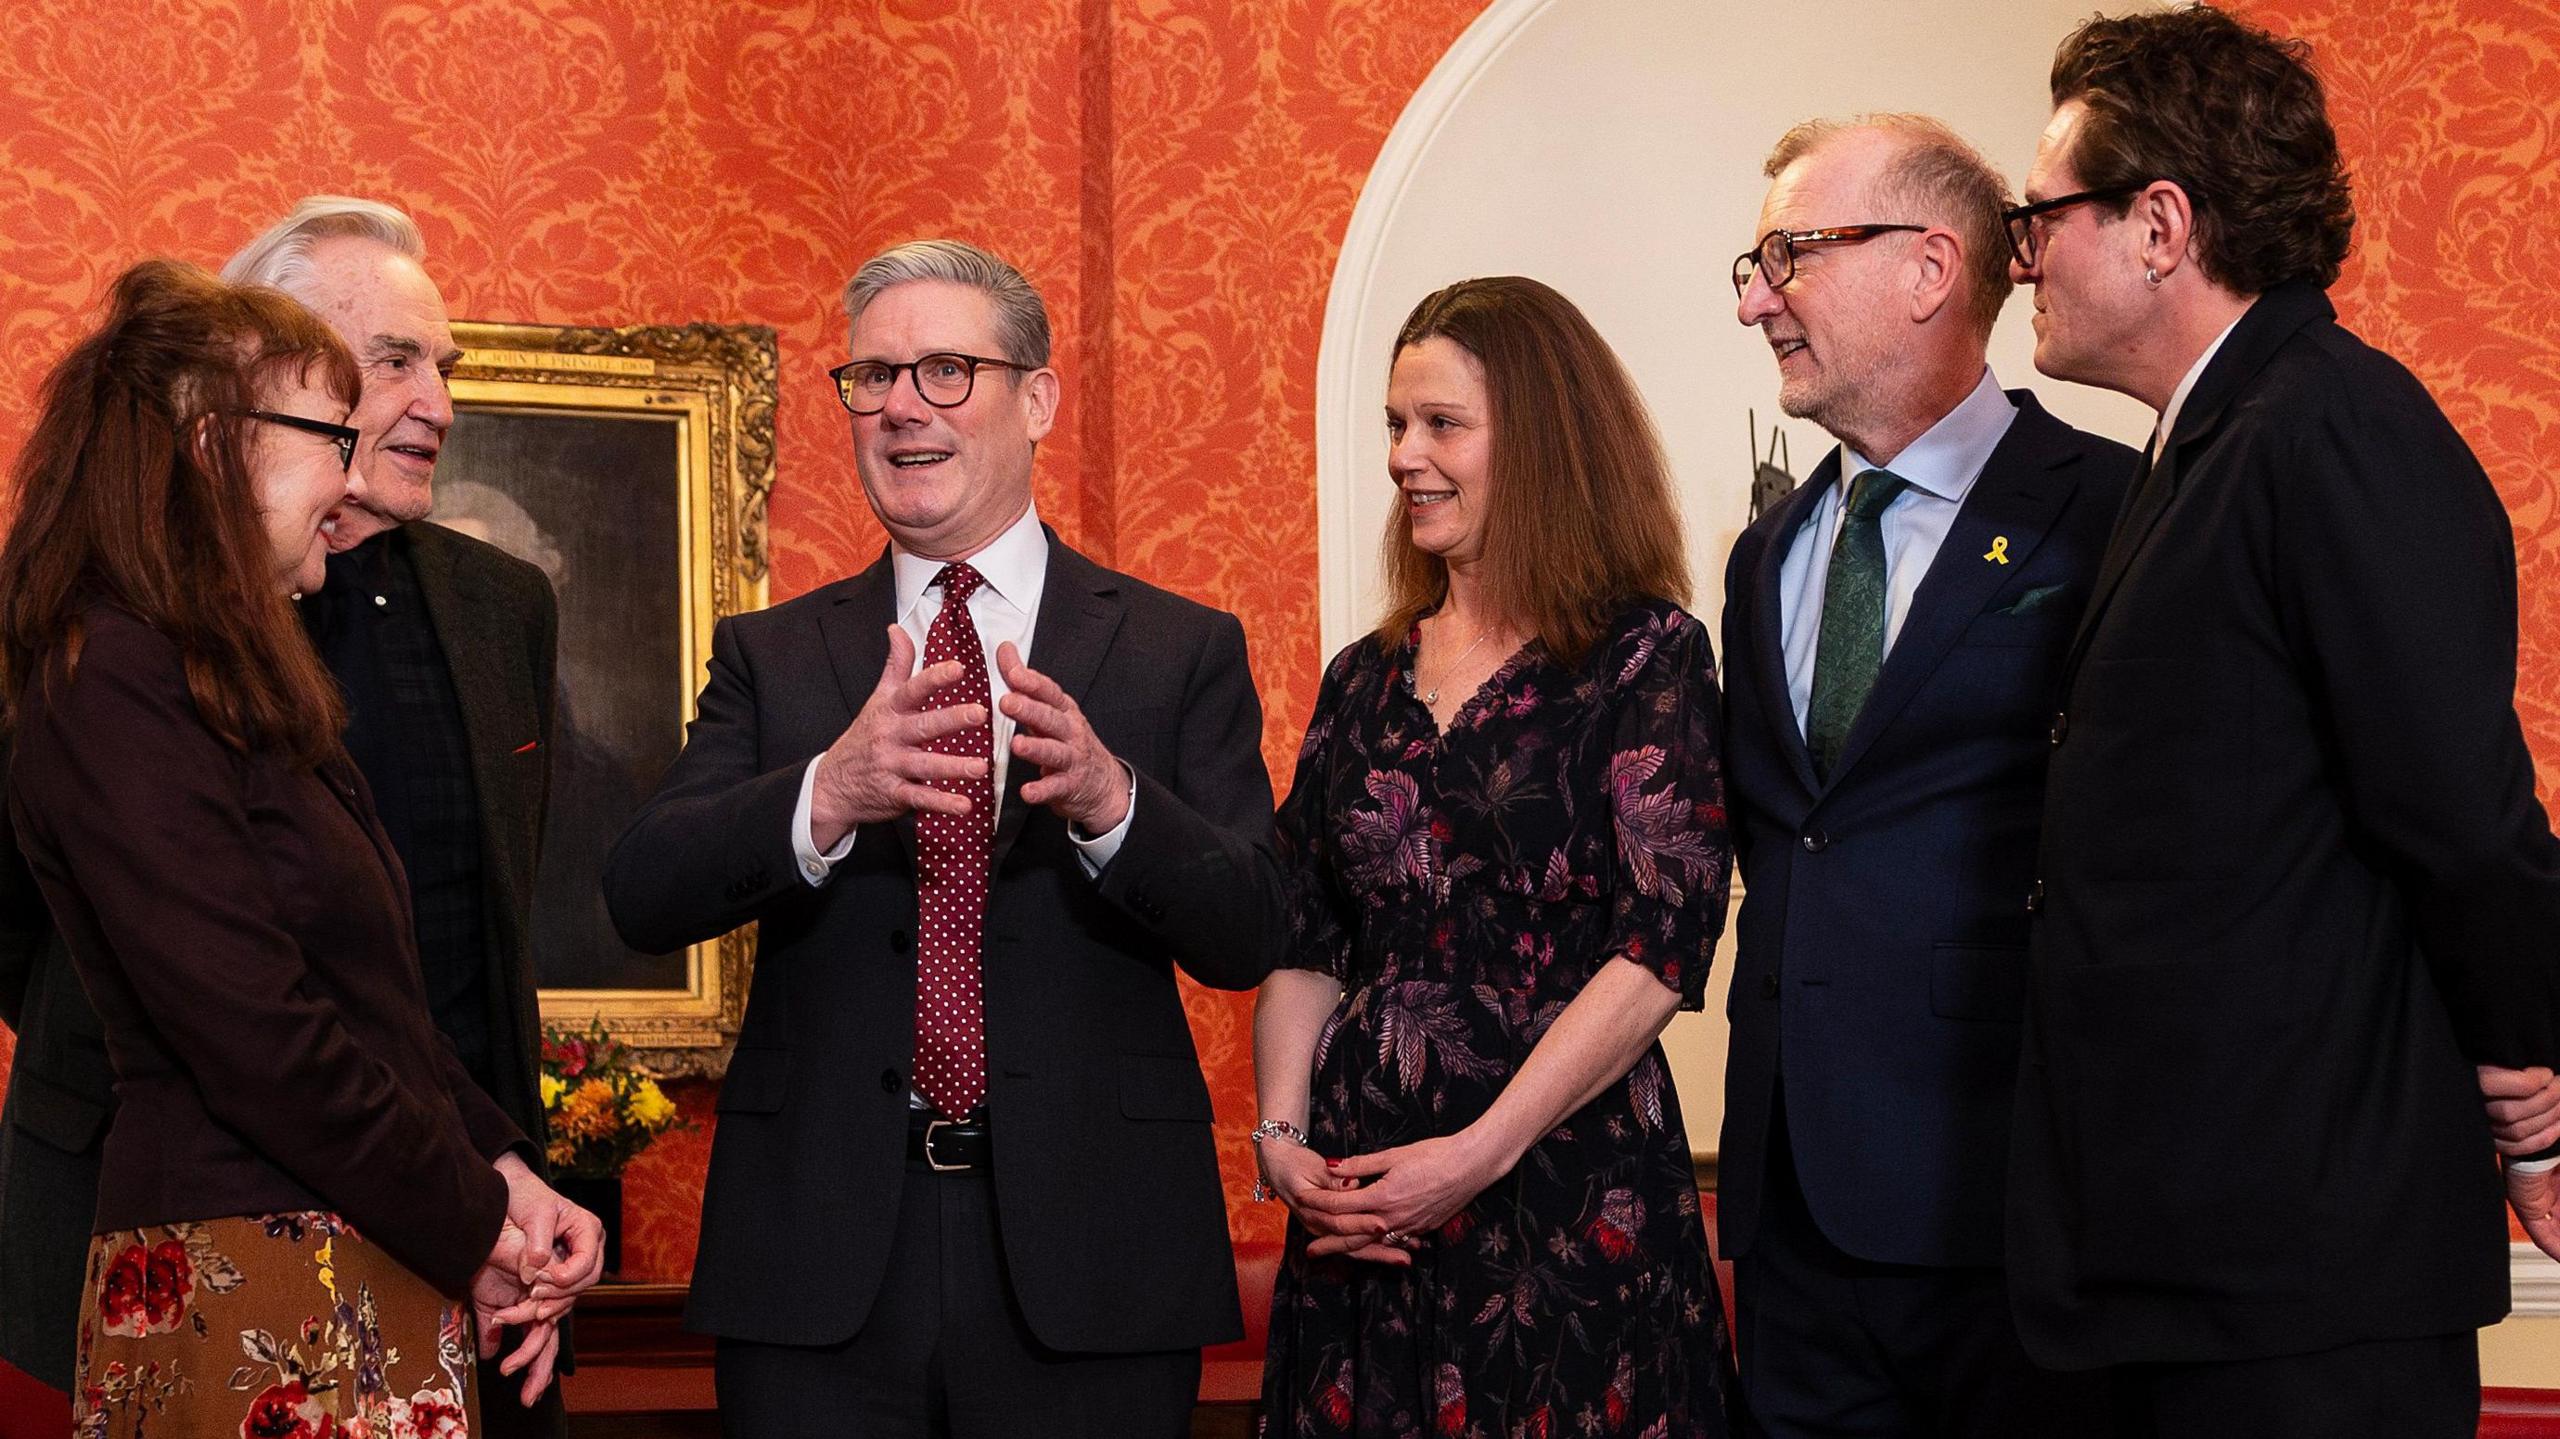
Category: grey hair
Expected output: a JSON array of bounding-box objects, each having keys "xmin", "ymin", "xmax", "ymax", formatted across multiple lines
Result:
[
  {"xmin": 221, "ymin": 195, "xmax": 426, "ymax": 304},
  {"xmin": 843, "ymin": 239, "xmax": 1051, "ymax": 368},
  {"xmin": 1763, "ymin": 114, "xmax": 2016, "ymax": 338}
]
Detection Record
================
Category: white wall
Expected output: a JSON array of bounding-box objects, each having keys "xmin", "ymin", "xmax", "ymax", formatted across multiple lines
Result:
[{"xmin": 1314, "ymin": 0, "xmax": 2154, "ymax": 1158}]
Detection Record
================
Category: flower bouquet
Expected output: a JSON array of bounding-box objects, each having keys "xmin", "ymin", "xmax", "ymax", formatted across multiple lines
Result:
[{"xmin": 537, "ymin": 1018, "xmax": 690, "ymax": 1275}]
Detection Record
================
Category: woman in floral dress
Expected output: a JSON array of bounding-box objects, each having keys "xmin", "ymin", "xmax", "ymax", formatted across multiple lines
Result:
[
  {"xmin": 1255, "ymin": 276, "xmax": 1735, "ymax": 1438},
  {"xmin": 0, "ymin": 262, "xmax": 592, "ymax": 1437}
]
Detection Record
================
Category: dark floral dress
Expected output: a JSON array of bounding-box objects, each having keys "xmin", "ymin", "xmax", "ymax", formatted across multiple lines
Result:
[{"xmin": 1261, "ymin": 598, "xmax": 1736, "ymax": 1439}]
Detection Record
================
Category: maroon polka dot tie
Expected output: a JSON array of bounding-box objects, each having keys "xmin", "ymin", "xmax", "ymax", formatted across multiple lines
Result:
[{"xmin": 912, "ymin": 562, "xmax": 992, "ymax": 1119}]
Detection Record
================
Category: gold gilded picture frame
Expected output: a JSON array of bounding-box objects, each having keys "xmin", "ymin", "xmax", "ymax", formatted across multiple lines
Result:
[{"xmin": 444, "ymin": 320, "xmax": 775, "ymax": 1076}]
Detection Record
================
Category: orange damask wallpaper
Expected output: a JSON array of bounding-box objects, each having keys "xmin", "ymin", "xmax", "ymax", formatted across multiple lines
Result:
[
  {"xmin": 2242, "ymin": 0, "xmax": 2560, "ymax": 779},
  {"xmin": 0, "ymin": 0, "xmax": 1487, "ymax": 1283}
]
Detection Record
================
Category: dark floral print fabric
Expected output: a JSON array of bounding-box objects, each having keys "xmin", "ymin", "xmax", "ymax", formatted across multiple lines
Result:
[
  {"xmin": 1262, "ymin": 599, "xmax": 1737, "ymax": 1439},
  {"xmin": 71, "ymin": 1211, "xmax": 476, "ymax": 1438}
]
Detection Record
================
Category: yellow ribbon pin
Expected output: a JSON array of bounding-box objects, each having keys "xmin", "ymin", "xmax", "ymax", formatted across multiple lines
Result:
[{"xmin": 1984, "ymin": 536, "xmax": 2011, "ymax": 565}]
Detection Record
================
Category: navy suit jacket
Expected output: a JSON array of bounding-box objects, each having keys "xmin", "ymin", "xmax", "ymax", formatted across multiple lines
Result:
[{"xmin": 1719, "ymin": 391, "xmax": 2134, "ymax": 1268}]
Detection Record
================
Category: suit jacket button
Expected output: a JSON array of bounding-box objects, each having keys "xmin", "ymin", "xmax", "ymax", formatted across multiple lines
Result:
[
  {"xmin": 1760, "ymin": 973, "xmax": 1780, "ymax": 1000},
  {"xmin": 881, "ymin": 1068, "xmax": 902, "ymax": 1094},
  {"xmin": 2027, "ymin": 879, "xmax": 2046, "ymax": 915},
  {"xmin": 889, "ymin": 929, "xmax": 913, "ymax": 953},
  {"xmin": 2050, "ymin": 711, "xmax": 2069, "ymax": 747},
  {"xmin": 1800, "ymin": 830, "xmax": 1829, "ymax": 853}
]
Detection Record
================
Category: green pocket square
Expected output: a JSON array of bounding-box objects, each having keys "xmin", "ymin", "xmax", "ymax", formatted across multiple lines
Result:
[{"xmin": 1997, "ymin": 583, "xmax": 2067, "ymax": 616}]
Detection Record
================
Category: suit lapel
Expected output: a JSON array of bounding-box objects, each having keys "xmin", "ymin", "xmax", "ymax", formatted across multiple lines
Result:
[
  {"xmin": 1752, "ymin": 454, "xmax": 1836, "ymax": 796},
  {"xmin": 815, "ymin": 553, "xmax": 913, "ymax": 864},
  {"xmin": 2060, "ymin": 283, "xmax": 2334, "ymax": 688},
  {"xmin": 1823, "ymin": 397, "xmax": 2079, "ymax": 786},
  {"xmin": 403, "ymin": 525, "xmax": 541, "ymax": 970},
  {"xmin": 994, "ymin": 536, "xmax": 1124, "ymax": 869}
]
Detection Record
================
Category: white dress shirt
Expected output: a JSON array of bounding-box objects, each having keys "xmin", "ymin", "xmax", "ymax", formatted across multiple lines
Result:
[
  {"xmin": 790, "ymin": 502, "xmax": 1134, "ymax": 884},
  {"xmin": 1778, "ymin": 367, "xmax": 2020, "ymax": 734},
  {"xmin": 2151, "ymin": 311, "xmax": 2245, "ymax": 463}
]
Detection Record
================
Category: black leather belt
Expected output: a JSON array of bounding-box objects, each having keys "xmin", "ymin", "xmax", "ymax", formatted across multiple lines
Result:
[{"xmin": 907, "ymin": 1110, "xmax": 990, "ymax": 1171}]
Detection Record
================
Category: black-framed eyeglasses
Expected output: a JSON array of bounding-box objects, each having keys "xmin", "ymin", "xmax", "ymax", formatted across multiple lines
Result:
[
  {"xmin": 1730, "ymin": 224, "xmax": 1928, "ymax": 298},
  {"xmin": 244, "ymin": 410, "xmax": 358, "ymax": 471},
  {"xmin": 2001, "ymin": 184, "xmax": 2149, "ymax": 269},
  {"xmin": 830, "ymin": 352, "xmax": 1036, "ymax": 416}
]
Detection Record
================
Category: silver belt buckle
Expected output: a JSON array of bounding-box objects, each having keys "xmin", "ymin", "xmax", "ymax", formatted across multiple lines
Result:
[{"xmin": 922, "ymin": 1117, "xmax": 969, "ymax": 1172}]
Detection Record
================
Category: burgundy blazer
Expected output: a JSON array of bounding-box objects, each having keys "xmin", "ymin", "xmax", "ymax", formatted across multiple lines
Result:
[{"xmin": 5, "ymin": 605, "xmax": 520, "ymax": 1299}]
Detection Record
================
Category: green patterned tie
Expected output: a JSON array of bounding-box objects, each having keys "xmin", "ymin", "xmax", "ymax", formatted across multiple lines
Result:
[{"xmin": 1806, "ymin": 468, "xmax": 1910, "ymax": 780}]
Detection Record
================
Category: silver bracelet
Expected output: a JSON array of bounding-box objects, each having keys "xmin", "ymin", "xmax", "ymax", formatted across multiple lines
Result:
[{"xmin": 1249, "ymin": 1119, "xmax": 1308, "ymax": 1201}]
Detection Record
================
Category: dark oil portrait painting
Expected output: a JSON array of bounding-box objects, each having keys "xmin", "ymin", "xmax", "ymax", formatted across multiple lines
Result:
[{"xmin": 437, "ymin": 411, "xmax": 687, "ymax": 992}]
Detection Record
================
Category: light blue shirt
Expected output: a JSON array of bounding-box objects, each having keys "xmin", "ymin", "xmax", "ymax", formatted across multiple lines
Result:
[{"xmin": 1778, "ymin": 368, "xmax": 2020, "ymax": 735}]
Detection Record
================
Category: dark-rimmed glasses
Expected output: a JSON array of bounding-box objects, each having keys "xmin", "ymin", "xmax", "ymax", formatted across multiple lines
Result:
[
  {"xmin": 1730, "ymin": 225, "xmax": 1928, "ymax": 298},
  {"xmin": 2001, "ymin": 185, "xmax": 2149, "ymax": 269},
  {"xmin": 830, "ymin": 352, "xmax": 1036, "ymax": 416},
  {"xmin": 244, "ymin": 410, "xmax": 358, "ymax": 471}
]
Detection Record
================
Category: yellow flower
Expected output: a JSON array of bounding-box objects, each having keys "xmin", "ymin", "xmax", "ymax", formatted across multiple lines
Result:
[
  {"xmin": 558, "ymin": 1078, "xmax": 621, "ymax": 1142},
  {"xmin": 630, "ymin": 1079, "xmax": 677, "ymax": 1130},
  {"xmin": 541, "ymin": 1074, "xmax": 566, "ymax": 1110}
]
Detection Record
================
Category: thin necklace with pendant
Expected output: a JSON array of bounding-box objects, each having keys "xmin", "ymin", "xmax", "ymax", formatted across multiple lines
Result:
[{"xmin": 1420, "ymin": 623, "xmax": 1496, "ymax": 705}]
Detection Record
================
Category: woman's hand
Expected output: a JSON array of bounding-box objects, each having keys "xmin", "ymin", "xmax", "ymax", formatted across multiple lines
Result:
[
  {"xmin": 1292, "ymin": 1131, "xmax": 1507, "ymax": 1264},
  {"xmin": 1266, "ymin": 1139, "xmax": 1412, "ymax": 1267},
  {"xmin": 472, "ymin": 1220, "xmax": 567, "ymax": 1403},
  {"xmin": 495, "ymin": 1315, "xmax": 563, "ymax": 1406}
]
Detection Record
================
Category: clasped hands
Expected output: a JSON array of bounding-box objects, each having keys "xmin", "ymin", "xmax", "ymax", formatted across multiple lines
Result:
[
  {"xmin": 472, "ymin": 1154, "xmax": 607, "ymax": 1406},
  {"xmin": 1258, "ymin": 1130, "xmax": 1507, "ymax": 1268},
  {"xmin": 808, "ymin": 626, "xmax": 1127, "ymax": 844},
  {"xmin": 2481, "ymin": 1063, "xmax": 2560, "ymax": 1262}
]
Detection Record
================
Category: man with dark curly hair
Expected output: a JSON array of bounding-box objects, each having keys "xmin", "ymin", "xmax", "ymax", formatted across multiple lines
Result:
[{"xmin": 2005, "ymin": 6, "xmax": 2560, "ymax": 1434}]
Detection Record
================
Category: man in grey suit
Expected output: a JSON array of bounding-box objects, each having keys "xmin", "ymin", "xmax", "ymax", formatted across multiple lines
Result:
[
  {"xmin": 605, "ymin": 238, "xmax": 1282, "ymax": 1438},
  {"xmin": 0, "ymin": 198, "xmax": 597, "ymax": 1425}
]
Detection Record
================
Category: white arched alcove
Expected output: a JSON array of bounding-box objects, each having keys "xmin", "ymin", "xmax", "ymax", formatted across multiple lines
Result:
[{"xmin": 1314, "ymin": 0, "xmax": 2155, "ymax": 1158}]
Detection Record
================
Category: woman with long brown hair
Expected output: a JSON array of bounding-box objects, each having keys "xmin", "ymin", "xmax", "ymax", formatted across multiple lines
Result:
[
  {"xmin": 1253, "ymin": 276, "xmax": 1736, "ymax": 1435},
  {"xmin": 0, "ymin": 260, "xmax": 568, "ymax": 1437}
]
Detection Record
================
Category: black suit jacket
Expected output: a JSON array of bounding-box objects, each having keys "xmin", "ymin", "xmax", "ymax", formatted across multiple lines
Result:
[
  {"xmin": 1719, "ymin": 392, "xmax": 2133, "ymax": 1269},
  {"xmin": 604, "ymin": 533, "xmax": 1283, "ymax": 1352},
  {"xmin": 2013, "ymin": 282, "xmax": 2560, "ymax": 1368},
  {"xmin": 0, "ymin": 756, "xmax": 104, "ymax": 1390},
  {"xmin": 0, "ymin": 522, "xmax": 556, "ymax": 1391},
  {"xmin": 402, "ymin": 521, "xmax": 559, "ymax": 1145}
]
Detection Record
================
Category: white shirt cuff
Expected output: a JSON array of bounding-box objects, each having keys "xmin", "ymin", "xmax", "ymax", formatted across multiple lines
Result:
[
  {"xmin": 1068, "ymin": 763, "xmax": 1139, "ymax": 877},
  {"xmin": 792, "ymin": 757, "xmax": 856, "ymax": 885},
  {"xmin": 2511, "ymin": 1154, "xmax": 2560, "ymax": 1175}
]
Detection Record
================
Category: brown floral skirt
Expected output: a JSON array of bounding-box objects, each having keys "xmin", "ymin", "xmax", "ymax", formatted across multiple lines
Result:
[{"xmin": 71, "ymin": 1211, "xmax": 479, "ymax": 1439}]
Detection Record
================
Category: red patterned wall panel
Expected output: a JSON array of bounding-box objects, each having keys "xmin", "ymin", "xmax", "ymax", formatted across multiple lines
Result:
[
  {"xmin": 0, "ymin": 0, "xmax": 1485, "ymax": 1283},
  {"xmin": 2240, "ymin": 0, "xmax": 2560, "ymax": 1246}
]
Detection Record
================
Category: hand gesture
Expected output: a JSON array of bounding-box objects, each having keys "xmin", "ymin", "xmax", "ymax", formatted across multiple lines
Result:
[
  {"xmin": 810, "ymin": 625, "xmax": 991, "ymax": 841},
  {"xmin": 471, "ymin": 1222, "xmax": 564, "ymax": 1404},
  {"xmin": 995, "ymin": 642, "xmax": 1128, "ymax": 834},
  {"xmin": 2480, "ymin": 1065, "xmax": 2560, "ymax": 1157},
  {"xmin": 493, "ymin": 1154, "xmax": 606, "ymax": 1303},
  {"xmin": 1260, "ymin": 1140, "xmax": 1407, "ymax": 1267},
  {"xmin": 1290, "ymin": 1133, "xmax": 1504, "ymax": 1265}
]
